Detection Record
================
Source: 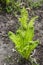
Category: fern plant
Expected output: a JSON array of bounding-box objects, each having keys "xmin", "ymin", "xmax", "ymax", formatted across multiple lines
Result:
[{"xmin": 8, "ymin": 7, "xmax": 39, "ymax": 59}]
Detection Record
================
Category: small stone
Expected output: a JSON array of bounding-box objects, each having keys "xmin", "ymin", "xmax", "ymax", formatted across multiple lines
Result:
[
  {"xmin": 4, "ymin": 63, "xmax": 6, "ymax": 65},
  {"xmin": 8, "ymin": 55, "xmax": 11, "ymax": 58},
  {"xmin": 17, "ymin": 59, "xmax": 19, "ymax": 63},
  {"xmin": 15, "ymin": 58, "xmax": 17, "ymax": 60},
  {"xmin": 12, "ymin": 48, "xmax": 16, "ymax": 52}
]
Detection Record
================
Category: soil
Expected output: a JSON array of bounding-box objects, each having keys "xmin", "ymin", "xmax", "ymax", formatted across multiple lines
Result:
[{"xmin": 0, "ymin": 5, "xmax": 43, "ymax": 65}]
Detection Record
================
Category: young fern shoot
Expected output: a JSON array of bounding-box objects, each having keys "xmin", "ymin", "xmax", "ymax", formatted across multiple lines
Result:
[{"xmin": 8, "ymin": 7, "xmax": 39, "ymax": 59}]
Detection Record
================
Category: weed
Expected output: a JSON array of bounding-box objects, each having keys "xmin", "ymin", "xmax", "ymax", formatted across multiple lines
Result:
[
  {"xmin": 0, "ymin": 0, "xmax": 20, "ymax": 13},
  {"xmin": 24, "ymin": 0, "xmax": 43, "ymax": 9}
]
